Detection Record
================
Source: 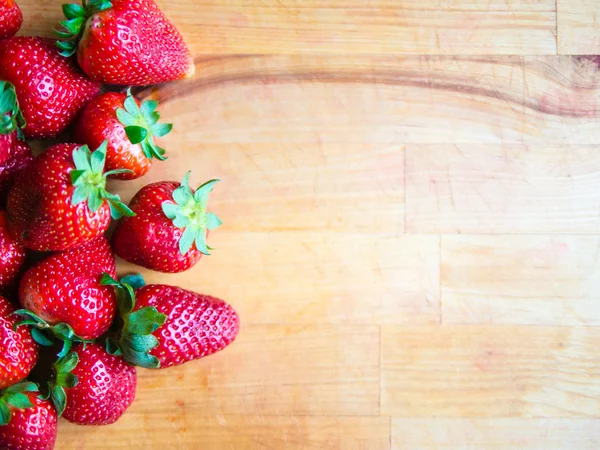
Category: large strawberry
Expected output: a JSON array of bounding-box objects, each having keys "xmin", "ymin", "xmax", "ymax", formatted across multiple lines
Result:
[
  {"xmin": 0, "ymin": 139, "xmax": 33, "ymax": 208},
  {"xmin": 0, "ymin": 37, "xmax": 100, "ymax": 139},
  {"xmin": 74, "ymin": 90, "xmax": 171, "ymax": 179},
  {"xmin": 112, "ymin": 173, "xmax": 221, "ymax": 273},
  {"xmin": 0, "ymin": 211, "xmax": 25, "ymax": 294},
  {"xmin": 17, "ymin": 236, "xmax": 117, "ymax": 344},
  {"xmin": 47, "ymin": 345, "xmax": 136, "ymax": 425},
  {"xmin": 103, "ymin": 275, "xmax": 239, "ymax": 369},
  {"xmin": 0, "ymin": 382, "xmax": 57, "ymax": 450},
  {"xmin": 0, "ymin": 297, "xmax": 38, "ymax": 390},
  {"xmin": 56, "ymin": 0, "xmax": 194, "ymax": 85},
  {"xmin": 0, "ymin": 0, "xmax": 23, "ymax": 40},
  {"xmin": 7, "ymin": 141, "xmax": 133, "ymax": 252},
  {"xmin": 0, "ymin": 81, "xmax": 25, "ymax": 166}
]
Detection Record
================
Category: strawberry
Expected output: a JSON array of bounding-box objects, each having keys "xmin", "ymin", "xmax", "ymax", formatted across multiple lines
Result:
[
  {"xmin": 0, "ymin": 211, "xmax": 25, "ymax": 294},
  {"xmin": 103, "ymin": 275, "xmax": 239, "ymax": 369},
  {"xmin": 111, "ymin": 173, "xmax": 222, "ymax": 273},
  {"xmin": 47, "ymin": 345, "xmax": 136, "ymax": 425},
  {"xmin": 0, "ymin": 37, "xmax": 100, "ymax": 139},
  {"xmin": 0, "ymin": 382, "xmax": 57, "ymax": 450},
  {"xmin": 0, "ymin": 139, "xmax": 33, "ymax": 208},
  {"xmin": 7, "ymin": 141, "xmax": 133, "ymax": 252},
  {"xmin": 74, "ymin": 90, "xmax": 171, "ymax": 180},
  {"xmin": 56, "ymin": 0, "xmax": 194, "ymax": 85},
  {"xmin": 0, "ymin": 297, "xmax": 38, "ymax": 390},
  {"xmin": 0, "ymin": 0, "xmax": 23, "ymax": 40},
  {"xmin": 0, "ymin": 81, "xmax": 25, "ymax": 166},
  {"xmin": 17, "ymin": 236, "xmax": 117, "ymax": 343}
]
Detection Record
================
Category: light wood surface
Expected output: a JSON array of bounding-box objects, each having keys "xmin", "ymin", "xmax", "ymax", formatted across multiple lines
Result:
[{"xmin": 15, "ymin": 0, "xmax": 600, "ymax": 448}]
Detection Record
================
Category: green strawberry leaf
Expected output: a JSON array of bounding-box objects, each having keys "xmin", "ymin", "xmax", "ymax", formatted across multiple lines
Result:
[
  {"xmin": 31, "ymin": 328, "xmax": 55, "ymax": 347},
  {"xmin": 0, "ymin": 81, "xmax": 25, "ymax": 136},
  {"xmin": 6, "ymin": 393, "xmax": 34, "ymax": 409},
  {"xmin": 55, "ymin": 0, "xmax": 112, "ymax": 56},
  {"xmin": 0, "ymin": 402, "xmax": 11, "ymax": 425}
]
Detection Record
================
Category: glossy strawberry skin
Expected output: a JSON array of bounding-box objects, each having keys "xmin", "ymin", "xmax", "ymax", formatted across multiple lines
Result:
[
  {"xmin": 0, "ymin": 211, "xmax": 25, "ymax": 294},
  {"xmin": 0, "ymin": 296, "xmax": 38, "ymax": 390},
  {"xmin": 0, "ymin": 139, "xmax": 33, "ymax": 208},
  {"xmin": 0, "ymin": 37, "xmax": 100, "ymax": 139},
  {"xmin": 0, "ymin": 132, "xmax": 15, "ymax": 166},
  {"xmin": 63, "ymin": 343, "xmax": 136, "ymax": 425},
  {"xmin": 75, "ymin": 92, "xmax": 151, "ymax": 179},
  {"xmin": 7, "ymin": 143, "xmax": 111, "ymax": 252},
  {"xmin": 77, "ymin": 0, "xmax": 194, "ymax": 85},
  {"xmin": 112, "ymin": 182, "xmax": 204, "ymax": 272},
  {"xmin": 0, "ymin": 392, "xmax": 57, "ymax": 450},
  {"xmin": 19, "ymin": 237, "xmax": 117, "ymax": 340},
  {"xmin": 134, "ymin": 285, "xmax": 239, "ymax": 368},
  {"xmin": 0, "ymin": 0, "xmax": 23, "ymax": 40}
]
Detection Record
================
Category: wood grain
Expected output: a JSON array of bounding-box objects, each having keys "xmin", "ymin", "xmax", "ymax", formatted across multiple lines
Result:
[
  {"xmin": 18, "ymin": 0, "xmax": 557, "ymax": 55},
  {"xmin": 406, "ymin": 144, "xmax": 600, "ymax": 234},
  {"xmin": 143, "ymin": 55, "xmax": 600, "ymax": 145},
  {"xmin": 441, "ymin": 235, "xmax": 600, "ymax": 325},
  {"xmin": 57, "ymin": 416, "xmax": 391, "ymax": 450},
  {"xmin": 392, "ymin": 419, "xmax": 600, "ymax": 449},
  {"xmin": 382, "ymin": 326, "xmax": 600, "ymax": 417},
  {"xmin": 558, "ymin": 0, "xmax": 600, "ymax": 54}
]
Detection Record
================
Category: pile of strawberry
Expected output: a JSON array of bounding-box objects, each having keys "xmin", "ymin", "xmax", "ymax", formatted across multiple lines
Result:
[{"xmin": 0, "ymin": 0, "xmax": 240, "ymax": 448}]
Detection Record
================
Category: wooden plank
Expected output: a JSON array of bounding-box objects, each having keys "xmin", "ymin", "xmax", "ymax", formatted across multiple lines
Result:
[
  {"xmin": 110, "ymin": 143, "xmax": 405, "ymax": 233},
  {"xmin": 381, "ymin": 326, "xmax": 600, "ymax": 417},
  {"xmin": 57, "ymin": 415, "xmax": 391, "ymax": 450},
  {"xmin": 142, "ymin": 55, "xmax": 600, "ymax": 145},
  {"xmin": 116, "ymin": 233, "xmax": 441, "ymax": 326},
  {"xmin": 122, "ymin": 325, "xmax": 380, "ymax": 416},
  {"xmin": 406, "ymin": 144, "xmax": 600, "ymax": 234},
  {"xmin": 558, "ymin": 0, "xmax": 600, "ymax": 54},
  {"xmin": 18, "ymin": 0, "xmax": 557, "ymax": 55},
  {"xmin": 441, "ymin": 235, "xmax": 600, "ymax": 325},
  {"xmin": 392, "ymin": 419, "xmax": 600, "ymax": 449}
]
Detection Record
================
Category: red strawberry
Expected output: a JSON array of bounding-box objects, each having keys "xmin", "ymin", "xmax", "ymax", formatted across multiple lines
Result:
[
  {"xmin": 0, "ymin": 139, "xmax": 33, "ymax": 208},
  {"xmin": 0, "ymin": 0, "xmax": 23, "ymax": 40},
  {"xmin": 104, "ymin": 275, "xmax": 239, "ymax": 369},
  {"xmin": 0, "ymin": 37, "xmax": 100, "ymax": 139},
  {"xmin": 75, "ymin": 90, "xmax": 171, "ymax": 179},
  {"xmin": 0, "ymin": 211, "xmax": 25, "ymax": 294},
  {"xmin": 7, "ymin": 141, "xmax": 133, "ymax": 252},
  {"xmin": 18, "ymin": 236, "xmax": 117, "ymax": 341},
  {"xmin": 0, "ymin": 297, "xmax": 38, "ymax": 390},
  {"xmin": 56, "ymin": 0, "xmax": 194, "ymax": 85},
  {"xmin": 47, "ymin": 345, "xmax": 136, "ymax": 425},
  {"xmin": 0, "ymin": 81, "xmax": 25, "ymax": 166},
  {"xmin": 112, "ymin": 173, "xmax": 221, "ymax": 273},
  {"xmin": 0, "ymin": 382, "xmax": 57, "ymax": 450}
]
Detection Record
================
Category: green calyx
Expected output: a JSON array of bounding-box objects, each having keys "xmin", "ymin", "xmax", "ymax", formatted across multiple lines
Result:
[
  {"xmin": 45, "ymin": 352, "xmax": 79, "ymax": 417},
  {"xmin": 70, "ymin": 141, "xmax": 135, "ymax": 219},
  {"xmin": 116, "ymin": 89, "xmax": 172, "ymax": 161},
  {"xmin": 0, "ymin": 382, "xmax": 39, "ymax": 426},
  {"xmin": 0, "ymin": 81, "xmax": 25, "ymax": 138},
  {"xmin": 101, "ymin": 274, "xmax": 167, "ymax": 369},
  {"xmin": 13, "ymin": 309, "xmax": 92, "ymax": 359},
  {"xmin": 55, "ymin": 0, "xmax": 112, "ymax": 57},
  {"xmin": 161, "ymin": 172, "xmax": 222, "ymax": 256}
]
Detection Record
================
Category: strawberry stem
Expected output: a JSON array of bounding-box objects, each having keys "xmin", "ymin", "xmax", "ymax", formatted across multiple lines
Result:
[{"xmin": 55, "ymin": 0, "xmax": 112, "ymax": 57}]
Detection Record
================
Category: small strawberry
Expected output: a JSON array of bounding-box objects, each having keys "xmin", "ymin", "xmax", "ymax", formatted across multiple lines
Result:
[
  {"xmin": 0, "ymin": 211, "xmax": 25, "ymax": 294},
  {"xmin": 112, "ymin": 173, "xmax": 221, "ymax": 273},
  {"xmin": 7, "ymin": 141, "xmax": 133, "ymax": 252},
  {"xmin": 56, "ymin": 0, "xmax": 194, "ymax": 85},
  {"xmin": 103, "ymin": 275, "xmax": 239, "ymax": 369},
  {"xmin": 0, "ymin": 139, "xmax": 33, "ymax": 208},
  {"xmin": 0, "ymin": 297, "xmax": 38, "ymax": 390},
  {"xmin": 0, "ymin": 37, "xmax": 100, "ymax": 139},
  {"xmin": 47, "ymin": 345, "xmax": 136, "ymax": 425},
  {"xmin": 0, "ymin": 0, "xmax": 23, "ymax": 40},
  {"xmin": 17, "ymin": 236, "xmax": 117, "ymax": 343},
  {"xmin": 0, "ymin": 81, "xmax": 25, "ymax": 166},
  {"xmin": 0, "ymin": 382, "xmax": 57, "ymax": 450},
  {"xmin": 75, "ymin": 90, "xmax": 171, "ymax": 179}
]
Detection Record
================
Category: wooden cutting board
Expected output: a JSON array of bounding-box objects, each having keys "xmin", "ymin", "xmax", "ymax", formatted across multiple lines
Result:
[{"xmin": 16, "ymin": 0, "xmax": 600, "ymax": 448}]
